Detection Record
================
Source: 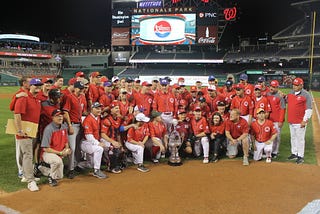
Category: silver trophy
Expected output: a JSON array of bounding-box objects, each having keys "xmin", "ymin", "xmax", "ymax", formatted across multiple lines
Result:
[{"xmin": 168, "ymin": 119, "xmax": 183, "ymax": 166}]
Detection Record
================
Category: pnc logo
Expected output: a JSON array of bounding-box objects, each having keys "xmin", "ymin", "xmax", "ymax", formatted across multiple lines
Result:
[{"xmin": 154, "ymin": 21, "xmax": 171, "ymax": 38}]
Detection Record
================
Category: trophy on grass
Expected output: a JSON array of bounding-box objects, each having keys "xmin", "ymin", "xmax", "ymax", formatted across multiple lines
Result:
[{"xmin": 168, "ymin": 119, "xmax": 183, "ymax": 166}]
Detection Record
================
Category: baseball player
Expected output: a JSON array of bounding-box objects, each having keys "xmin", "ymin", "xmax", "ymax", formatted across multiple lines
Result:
[
  {"xmin": 266, "ymin": 80, "xmax": 286, "ymax": 158},
  {"xmin": 209, "ymin": 112, "xmax": 226, "ymax": 162},
  {"xmin": 189, "ymin": 105, "xmax": 210, "ymax": 164},
  {"xmin": 253, "ymin": 84, "xmax": 271, "ymax": 119},
  {"xmin": 78, "ymin": 102, "xmax": 107, "ymax": 179},
  {"xmin": 125, "ymin": 113, "xmax": 151, "ymax": 172},
  {"xmin": 133, "ymin": 81, "xmax": 153, "ymax": 116},
  {"xmin": 256, "ymin": 76, "xmax": 270, "ymax": 97},
  {"xmin": 239, "ymin": 73, "xmax": 254, "ymax": 98},
  {"xmin": 225, "ymin": 109, "xmax": 250, "ymax": 166},
  {"xmin": 286, "ymin": 78, "xmax": 312, "ymax": 164},
  {"xmin": 40, "ymin": 109, "xmax": 72, "ymax": 186},
  {"xmin": 250, "ymin": 108, "xmax": 277, "ymax": 163}
]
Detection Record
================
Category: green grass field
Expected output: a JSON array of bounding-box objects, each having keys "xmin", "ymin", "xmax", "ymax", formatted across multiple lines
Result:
[{"xmin": 0, "ymin": 86, "xmax": 319, "ymax": 192}]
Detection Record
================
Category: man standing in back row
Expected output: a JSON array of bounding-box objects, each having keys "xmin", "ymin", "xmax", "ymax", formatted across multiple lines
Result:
[{"xmin": 286, "ymin": 78, "xmax": 312, "ymax": 164}]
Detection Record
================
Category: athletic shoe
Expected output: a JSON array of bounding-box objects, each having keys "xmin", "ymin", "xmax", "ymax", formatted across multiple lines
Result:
[
  {"xmin": 27, "ymin": 181, "xmax": 39, "ymax": 192},
  {"xmin": 287, "ymin": 154, "xmax": 298, "ymax": 160},
  {"xmin": 296, "ymin": 157, "xmax": 304, "ymax": 164},
  {"xmin": 74, "ymin": 166, "xmax": 85, "ymax": 173},
  {"xmin": 48, "ymin": 176, "xmax": 58, "ymax": 187},
  {"xmin": 34, "ymin": 163, "xmax": 42, "ymax": 178},
  {"xmin": 152, "ymin": 159, "xmax": 159, "ymax": 163},
  {"xmin": 67, "ymin": 170, "xmax": 76, "ymax": 179},
  {"xmin": 21, "ymin": 177, "xmax": 40, "ymax": 183},
  {"xmin": 211, "ymin": 155, "xmax": 219, "ymax": 163},
  {"xmin": 161, "ymin": 154, "xmax": 166, "ymax": 159},
  {"xmin": 18, "ymin": 172, "xmax": 23, "ymax": 179},
  {"xmin": 266, "ymin": 157, "xmax": 272, "ymax": 163},
  {"xmin": 93, "ymin": 169, "xmax": 107, "ymax": 179},
  {"xmin": 271, "ymin": 153, "xmax": 278, "ymax": 159},
  {"xmin": 137, "ymin": 164, "xmax": 150, "ymax": 173},
  {"xmin": 203, "ymin": 157, "xmax": 209, "ymax": 164},
  {"xmin": 111, "ymin": 167, "xmax": 122, "ymax": 174},
  {"xmin": 243, "ymin": 156, "xmax": 249, "ymax": 166}
]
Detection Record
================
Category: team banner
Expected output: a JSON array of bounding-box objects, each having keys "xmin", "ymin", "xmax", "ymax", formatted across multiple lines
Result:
[{"xmin": 112, "ymin": 8, "xmax": 131, "ymax": 27}]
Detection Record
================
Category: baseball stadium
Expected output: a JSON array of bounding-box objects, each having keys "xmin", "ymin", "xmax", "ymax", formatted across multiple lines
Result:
[{"xmin": 1, "ymin": 0, "xmax": 320, "ymax": 213}]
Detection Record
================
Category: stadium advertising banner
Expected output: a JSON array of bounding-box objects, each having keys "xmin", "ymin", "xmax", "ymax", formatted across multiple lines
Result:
[
  {"xmin": 196, "ymin": 6, "xmax": 218, "ymax": 26},
  {"xmin": 197, "ymin": 26, "xmax": 218, "ymax": 45},
  {"xmin": 112, "ymin": 51, "xmax": 131, "ymax": 64},
  {"xmin": 111, "ymin": 28, "xmax": 130, "ymax": 46},
  {"xmin": 131, "ymin": 13, "xmax": 196, "ymax": 45},
  {"xmin": 112, "ymin": 8, "xmax": 131, "ymax": 27}
]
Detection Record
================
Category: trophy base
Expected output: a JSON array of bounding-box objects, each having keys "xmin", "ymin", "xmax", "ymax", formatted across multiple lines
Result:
[{"xmin": 168, "ymin": 161, "xmax": 183, "ymax": 166}]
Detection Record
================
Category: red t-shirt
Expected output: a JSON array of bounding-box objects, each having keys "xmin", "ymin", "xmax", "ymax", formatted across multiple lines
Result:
[
  {"xmin": 14, "ymin": 91, "xmax": 42, "ymax": 139},
  {"xmin": 250, "ymin": 119, "xmax": 277, "ymax": 142},
  {"xmin": 210, "ymin": 121, "xmax": 226, "ymax": 135},
  {"xmin": 225, "ymin": 117, "xmax": 249, "ymax": 139},
  {"xmin": 83, "ymin": 114, "xmax": 100, "ymax": 140},
  {"xmin": 9, "ymin": 87, "xmax": 26, "ymax": 111}
]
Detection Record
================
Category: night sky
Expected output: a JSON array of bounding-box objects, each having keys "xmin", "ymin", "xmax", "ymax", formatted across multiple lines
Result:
[{"xmin": 0, "ymin": 0, "xmax": 304, "ymax": 47}]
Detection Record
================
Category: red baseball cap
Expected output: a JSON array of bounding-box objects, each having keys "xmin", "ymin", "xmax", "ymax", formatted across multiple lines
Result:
[
  {"xmin": 75, "ymin": 71, "xmax": 85, "ymax": 77},
  {"xmin": 90, "ymin": 71, "xmax": 102, "ymax": 78},
  {"xmin": 110, "ymin": 100, "xmax": 119, "ymax": 108},
  {"xmin": 179, "ymin": 99, "xmax": 187, "ymax": 106},
  {"xmin": 194, "ymin": 105, "xmax": 201, "ymax": 111},
  {"xmin": 270, "ymin": 80, "xmax": 279, "ymax": 87},
  {"xmin": 42, "ymin": 77, "xmax": 53, "ymax": 84},
  {"xmin": 190, "ymin": 86, "xmax": 197, "ymax": 92},
  {"xmin": 178, "ymin": 77, "xmax": 185, "ymax": 82},
  {"xmin": 173, "ymin": 83, "xmax": 181, "ymax": 89},
  {"xmin": 141, "ymin": 81, "xmax": 152, "ymax": 87},
  {"xmin": 68, "ymin": 78, "xmax": 77, "ymax": 86},
  {"xmin": 293, "ymin": 78, "xmax": 303, "ymax": 86},
  {"xmin": 254, "ymin": 84, "xmax": 262, "ymax": 90},
  {"xmin": 100, "ymin": 76, "xmax": 108, "ymax": 82}
]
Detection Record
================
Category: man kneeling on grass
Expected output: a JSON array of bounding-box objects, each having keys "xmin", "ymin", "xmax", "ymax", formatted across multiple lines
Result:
[{"xmin": 40, "ymin": 109, "xmax": 72, "ymax": 187}]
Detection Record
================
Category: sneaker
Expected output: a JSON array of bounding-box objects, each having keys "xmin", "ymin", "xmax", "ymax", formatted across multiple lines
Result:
[
  {"xmin": 137, "ymin": 164, "xmax": 150, "ymax": 173},
  {"xmin": 243, "ymin": 156, "xmax": 249, "ymax": 166},
  {"xmin": 34, "ymin": 163, "xmax": 42, "ymax": 178},
  {"xmin": 271, "ymin": 153, "xmax": 278, "ymax": 159},
  {"xmin": 27, "ymin": 181, "xmax": 39, "ymax": 192},
  {"xmin": 74, "ymin": 166, "xmax": 85, "ymax": 173},
  {"xmin": 21, "ymin": 177, "xmax": 40, "ymax": 183},
  {"xmin": 152, "ymin": 159, "xmax": 159, "ymax": 163},
  {"xmin": 48, "ymin": 176, "xmax": 58, "ymax": 187},
  {"xmin": 18, "ymin": 172, "xmax": 23, "ymax": 179},
  {"xmin": 288, "ymin": 154, "xmax": 298, "ymax": 160},
  {"xmin": 67, "ymin": 170, "xmax": 76, "ymax": 179},
  {"xmin": 211, "ymin": 155, "xmax": 218, "ymax": 163},
  {"xmin": 93, "ymin": 169, "xmax": 107, "ymax": 179},
  {"xmin": 161, "ymin": 154, "xmax": 166, "ymax": 159},
  {"xmin": 296, "ymin": 156, "xmax": 304, "ymax": 164},
  {"xmin": 266, "ymin": 157, "xmax": 272, "ymax": 163},
  {"xmin": 203, "ymin": 157, "xmax": 209, "ymax": 164},
  {"xmin": 111, "ymin": 167, "xmax": 122, "ymax": 174}
]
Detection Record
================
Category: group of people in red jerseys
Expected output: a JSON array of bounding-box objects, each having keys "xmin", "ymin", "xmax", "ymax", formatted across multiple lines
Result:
[{"xmin": 11, "ymin": 71, "xmax": 312, "ymax": 192}]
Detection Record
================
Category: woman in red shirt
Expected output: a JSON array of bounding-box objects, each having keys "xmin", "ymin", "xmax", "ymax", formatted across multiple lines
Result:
[{"xmin": 209, "ymin": 112, "xmax": 226, "ymax": 162}]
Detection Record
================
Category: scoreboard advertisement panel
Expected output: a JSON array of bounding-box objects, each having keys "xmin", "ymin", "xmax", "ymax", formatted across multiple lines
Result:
[{"xmin": 111, "ymin": 6, "xmax": 221, "ymax": 46}]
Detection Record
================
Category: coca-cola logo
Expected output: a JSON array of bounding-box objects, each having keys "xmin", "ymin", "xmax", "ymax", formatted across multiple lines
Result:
[
  {"xmin": 198, "ymin": 37, "xmax": 216, "ymax": 44},
  {"xmin": 224, "ymin": 7, "xmax": 237, "ymax": 21},
  {"xmin": 154, "ymin": 21, "xmax": 171, "ymax": 38}
]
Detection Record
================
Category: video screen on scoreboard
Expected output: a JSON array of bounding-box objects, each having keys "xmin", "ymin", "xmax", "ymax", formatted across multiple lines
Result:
[{"xmin": 131, "ymin": 14, "xmax": 196, "ymax": 45}]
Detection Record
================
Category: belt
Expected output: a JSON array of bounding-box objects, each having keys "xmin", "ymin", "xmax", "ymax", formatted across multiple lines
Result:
[{"xmin": 163, "ymin": 112, "xmax": 173, "ymax": 115}]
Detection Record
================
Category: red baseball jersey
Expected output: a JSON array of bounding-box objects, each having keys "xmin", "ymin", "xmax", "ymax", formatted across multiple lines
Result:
[
  {"xmin": 267, "ymin": 92, "xmax": 286, "ymax": 123},
  {"xmin": 230, "ymin": 95, "xmax": 254, "ymax": 116},
  {"xmin": 36, "ymin": 90, "xmax": 48, "ymax": 102},
  {"xmin": 253, "ymin": 96, "xmax": 271, "ymax": 119},
  {"xmin": 149, "ymin": 121, "xmax": 166, "ymax": 138},
  {"xmin": 134, "ymin": 92, "xmax": 153, "ymax": 116},
  {"xmin": 39, "ymin": 100, "xmax": 60, "ymax": 136},
  {"xmin": 127, "ymin": 123, "xmax": 150, "ymax": 142},
  {"xmin": 190, "ymin": 117, "xmax": 210, "ymax": 135},
  {"xmin": 87, "ymin": 83, "xmax": 100, "ymax": 103},
  {"xmin": 287, "ymin": 89, "xmax": 312, "ymax": 124},
  {"xmin": 244, "ymin": 83, "xmax": 254, "ymax": 98},
  {"xmin": 250, "ymin": 119, "xmax": 277, "ymax": 142},
  {"xmin": 204, "ymin": 94, "xmax": 226, "ymax": 112},
  {"xmin": 176, "ymin": 120, "xmax": 191, "ymax": 140},
  {"xmin": 9, "ymin": 87, "xmax": 27, "ymax": 111},
  {"xmin": 83, "ymin": 113, "xmax": 101, "ymax": 140},
  {"xmin": 225, "ymin": 117, "xmax": 249, "ymax": 139},
  {"xmin": 99, "ymin": 93, "xmax": 115, "ymax": 110},
  {"xmin": 63, "ymin": 93, "xmax": 82, "ymax": 123},
  {"xmin": 101, "ymin": 115, "xmax": 122, "ymax": 141},
  {"xmin": 152, "ymin": 91, "xmax": 175, "ymax": 113}
]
